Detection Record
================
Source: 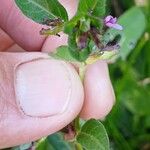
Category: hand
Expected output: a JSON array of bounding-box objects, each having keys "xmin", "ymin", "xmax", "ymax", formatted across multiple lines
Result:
[{"xmin": 0, "ymin": 0, "xmax": 115, "ymax": 148}]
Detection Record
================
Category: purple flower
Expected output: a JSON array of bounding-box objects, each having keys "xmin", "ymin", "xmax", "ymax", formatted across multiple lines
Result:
[{"xmin": 104, "ymin": 15, "xmax": 123, "ymax": 30}]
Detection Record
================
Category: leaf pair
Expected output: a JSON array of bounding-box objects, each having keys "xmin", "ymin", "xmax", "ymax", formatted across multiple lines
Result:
[{"xmin": 36, "ymin": 119, "xmax": 110, "ymax": 150}]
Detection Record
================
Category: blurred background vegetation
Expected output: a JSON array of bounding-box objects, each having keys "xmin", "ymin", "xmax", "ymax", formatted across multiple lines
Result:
[{"xmin": 104, "ymin": 0, "xmax": 150, "ymax": 149}]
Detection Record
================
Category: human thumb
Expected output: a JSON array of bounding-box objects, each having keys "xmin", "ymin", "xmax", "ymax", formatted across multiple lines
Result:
[{"xmin": 0, "ymin": 52, "xmax": 83, "ymax": 149}]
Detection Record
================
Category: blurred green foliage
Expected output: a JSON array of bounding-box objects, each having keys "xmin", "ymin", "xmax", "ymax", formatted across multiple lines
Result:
[{"xmin": 104, "ymin": 0, "xmax": 150, "ymax": 149}]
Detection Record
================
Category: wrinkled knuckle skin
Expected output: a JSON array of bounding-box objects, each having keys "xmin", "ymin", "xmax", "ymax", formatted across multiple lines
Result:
[
  {"xmin": 0, "ymin": 54, "xmax": 27, "ymax": 147},
  {"xmin": 0, "ymin": 53, "xmax": 16, "ymax": 124},
  {"xmin": 0, "ymin": 57, "xmax": 11, "ymax": 113},
  {"xmin": 0, "ymin": 56, "xmax": 13, "ymax": 146}
]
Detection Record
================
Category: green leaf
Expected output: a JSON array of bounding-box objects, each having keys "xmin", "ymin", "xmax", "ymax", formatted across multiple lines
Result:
[
  {"xmin": 144, "ymin": 116, "xmax": 150, "ymax": 128},
  {"xmin": 64, "ymin": 14, "xmax": 83, "ymax": 34},
  {"xmin": 77, "ymin": 0, "xmax": 106, "ymax": 17},
  {"xmin": 103, "ymin": 7, "xmax": 146, "ymax": 60},
  {"xmin": 36, "ymin": 133, "xmax": 71, "ymax": 150},
  {"xmin": 64, "ymin": 0, "xmax": 106, "ymax": 34},
  {"xmin": 47, "ymin": 133, "xmax": 71, "ymax": 150},
  {"xmin": 36, "ymin": 138, "xmax": 54, "ymax": 150},
  {"xmin": 15, "ymin": 0, "xmax": 68, "ymax": 24},
  {"xmin": 50, "ymin": 46, "xmax": 78, "ymax": 62},
  {"xmin": 68, "ymin": 31, "xmax": 91, "ymax": 62},
  {"xmin": 11, "ymin": 143, "xmax": 32, "ymax": 150},
  {"xmin": 76, "ymin": 119, "xmax": 109, "ymax": 150},
  {"xmin": 85, "ymin": 50, "xmax": 119, "ymax": 65},
  {"xmin": 124, "ymin": 84, "xmax": 150, "ymax": 116}
]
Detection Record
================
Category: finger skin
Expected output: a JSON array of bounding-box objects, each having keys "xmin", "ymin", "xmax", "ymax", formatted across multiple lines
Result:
[
  {"xmin": 80, "ymin": 60, "xmax": 115, "ymax": 119},
  {"xmin": 0, "ymin": 28, "xmax": 14, "ymax": 51},
  {"xmin": 6, "ymin": 44, "xmax": 25, "ymax": 52},
  {"xmin": 0, "ymin": 0, "xmax": 46, "ymax": 51},
  {"xmin": 0, "ymin": 52, "xmax": 84, "ymax": 149},
  {"xmin": 42, "ymin": 32, "xmax": 68, "ymax": 52}
]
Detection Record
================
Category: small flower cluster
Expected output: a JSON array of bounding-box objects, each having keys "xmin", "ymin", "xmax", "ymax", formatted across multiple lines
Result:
[{"xmin": 104, "ymin": 15, "xmax": 123, "ymax": 30}]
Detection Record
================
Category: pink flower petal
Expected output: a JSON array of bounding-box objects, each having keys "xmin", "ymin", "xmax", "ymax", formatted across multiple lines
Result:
[
  {"xmin": 104, "ymin": 15, "xmax": 123, "ymax": 30},
  {"xmin": 110, "ymin": 17, "xmax": 117, "ymax": 24},
  {"xmin": 104, "ymin": 15, "xmax": 113, "ymax": 23},
  {"xmin": 105, "ymin": 22, "xmax": 114, "ymax": 28},
  {"xmin": 112, "ymin": 24, "xmax": 123, "ymax": 30}
]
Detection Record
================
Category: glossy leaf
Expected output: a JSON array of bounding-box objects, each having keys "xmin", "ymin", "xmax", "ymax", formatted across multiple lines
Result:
[{"xmin": 76, "ymin": 119, "xmax": 109, "ymax": 150}]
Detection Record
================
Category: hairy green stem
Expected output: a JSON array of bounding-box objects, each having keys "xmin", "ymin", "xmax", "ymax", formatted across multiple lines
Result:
[
  {"xmin": 73, "ymin": 63, "xmax": 87, "ymax": 150},
  {"xmin": 79, "ymin": 62, "xmax": 87, "ymax": 83}
]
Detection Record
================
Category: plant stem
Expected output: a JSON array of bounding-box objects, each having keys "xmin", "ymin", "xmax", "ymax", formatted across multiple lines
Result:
[
  {"xmin": 79, "ymin": 62, "xmax": 87, "ymax": 83},
  {"xmin": 73, "ymin": 62, "xmax": 87, "ymax": 134},
  {"xmin": 72, "ymin": 63, "xmax": 87, "ymax": 150},
  {"xmin": 74, "ymin": 116, "xmax": 80, "ymax": 133},
  {"xmin": 75, "ymin": 142, "xmax": 83, "ymax": 150}
]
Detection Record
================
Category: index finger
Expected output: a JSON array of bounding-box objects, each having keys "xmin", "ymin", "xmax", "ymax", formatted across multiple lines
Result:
[{"xmin": 0, "ymin": 0, "xmax": 78, "ymax": 51}]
